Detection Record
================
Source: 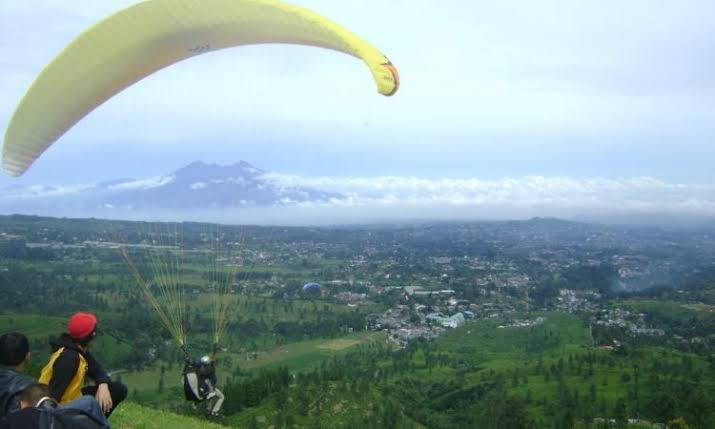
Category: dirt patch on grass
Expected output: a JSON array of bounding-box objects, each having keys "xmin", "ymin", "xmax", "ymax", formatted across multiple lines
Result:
[
  {"xmin": 682, "ymin": 303, "xmax": 715, "ymax": 313},
  {"xmin": 317, "ymin": 339, "xmax": 361, "ymax": 351}
]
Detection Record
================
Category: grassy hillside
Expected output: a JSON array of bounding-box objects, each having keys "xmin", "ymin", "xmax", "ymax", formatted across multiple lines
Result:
[
  {"xmin": 210, "ymin": 310, "xmax": 714, "ymax": 428},
  {"xmin": 123, "ymin": 331, "xmax": 386, "ymax": 391},
  {"xmin": 0, "ymin": 313, "xmax": 65, "ymax": 339},
  {"xmin": 386, "ymin": 311, "xmax": 715, "ymax": 427},
  {"xmin": 112, "ymin": 402, "xmax": 226, "ymax": 429}
]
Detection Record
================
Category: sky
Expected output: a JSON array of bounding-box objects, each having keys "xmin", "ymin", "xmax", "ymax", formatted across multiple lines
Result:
[{"xmin": 1, "ymin": 0, "xmax": 715, "ymax": 221}]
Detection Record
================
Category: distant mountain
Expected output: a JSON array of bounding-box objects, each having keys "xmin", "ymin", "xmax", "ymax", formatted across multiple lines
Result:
[
  {"xmin": 105, "ymin": 161, "xmax": 339, "ymax": 209},
  {"xmin": 0, "ymin": 161, "xmax": 341, "ymax": 218}
]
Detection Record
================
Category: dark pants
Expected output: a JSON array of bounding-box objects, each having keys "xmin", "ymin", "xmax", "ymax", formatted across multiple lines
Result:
[{"xmin": 82, "ymin": 381, "xmax": 127, "ymax": 417}]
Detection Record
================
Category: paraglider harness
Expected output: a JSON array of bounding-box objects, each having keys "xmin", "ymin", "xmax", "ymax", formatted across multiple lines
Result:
[
  {"xmin": 183, "ymin": 348, "xmax": 218, "ymax": 403},
  {"xmin": 183, "ymin": 358, "xmax": 209, "ymax": 402}
]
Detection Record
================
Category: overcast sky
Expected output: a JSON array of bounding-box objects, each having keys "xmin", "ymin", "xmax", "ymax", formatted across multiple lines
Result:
[{"xmin": 1, "ymin": 0, "xmax": 715, "ymax": 220}]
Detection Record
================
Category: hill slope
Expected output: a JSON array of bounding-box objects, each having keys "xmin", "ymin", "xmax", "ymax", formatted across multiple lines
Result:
[{"xmin": 112, "ymin": 402, "xmax": 226, "ymax": 429}]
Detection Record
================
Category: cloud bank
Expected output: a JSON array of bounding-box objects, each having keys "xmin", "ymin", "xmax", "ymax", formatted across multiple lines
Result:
[
  {"xmin": 2, "ymin": 171, "xmax": 714, "ymax": 225},
  {"xmin": 261, "ymin": 173, "xmax": 715, "ymax": 215}
]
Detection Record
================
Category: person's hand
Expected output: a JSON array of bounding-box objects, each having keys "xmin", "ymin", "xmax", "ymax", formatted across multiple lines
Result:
[{"xmin": 96, "ymin": 383, "xmax": 113, "ymax": 414}]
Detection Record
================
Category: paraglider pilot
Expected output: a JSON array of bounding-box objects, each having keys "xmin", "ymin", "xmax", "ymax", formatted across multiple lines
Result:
[{"xmin": 183, "ymin": 355, "xmax": 224, "ymax": 418}]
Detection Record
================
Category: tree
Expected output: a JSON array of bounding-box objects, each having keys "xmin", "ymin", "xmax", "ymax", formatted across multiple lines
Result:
[
  {"xmin": 666, "ymin": 417, "xmax": 690, "ymax": 429},
  {"xmin": 499, "ymin": 396, "xmax": 536, "ymax": 429},
  {"xmin": 479, "ymin": 394, "xmax": 535, "ymax": 429},
  {"xmin": 273, "ymin": 411, "xmax": 285, "ymax": 429},
  {"xmin": 246, "ymin": 415, "xmax": 259, "ymax": 429},
  {"xmin": 684, "ymin": 389, "xmax": 712, "ymax": 429},
  {"xmin": 296, "ymin": 386, "xmax": 310, "ymax": 416},
  {"xmin": 614, "ymin": 398, "xmax": 627, "ymax": 429},
  {"xmin": 647, "ymin": 391, "xmax": 677, "ymax": 423}
]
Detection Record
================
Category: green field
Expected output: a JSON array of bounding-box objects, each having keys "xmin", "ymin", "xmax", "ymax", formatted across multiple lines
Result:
[
  {"xmin": 0, "ymin": 313, "xmax": 66, "ymax": 339},
  {"xmin": 122, "ymin": 331, "xmax": 386, "ymax": 391},
  {"xmin": 618, "ymin": 299, "xmax": 697, "ymax": 321}
]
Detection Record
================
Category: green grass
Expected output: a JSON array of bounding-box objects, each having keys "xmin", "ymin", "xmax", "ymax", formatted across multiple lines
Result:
[
  {"xmin": 0, "ymin": 313, "xmax": 65, "ymax": 339},
  {"xmin": 225, "ymin": 382, "xmax": 430, "ymax": 429},
  {"xmin": 618, "ymin": 299, "xmax": 697, "ymax": 322},
  {"xmin": 436, "ymin": 312, "xmax": 590, "ymax": 368},
  {"xmin": 123, "ymin": 331, "xmax": 386, "ymax": 391},
  {"xmin": 237, "ymin": 332, "xmax": 386, "ymax": 372},
  {"xmin": 111, "ymin": 402, "xmax": 226, "ymax": 429}
]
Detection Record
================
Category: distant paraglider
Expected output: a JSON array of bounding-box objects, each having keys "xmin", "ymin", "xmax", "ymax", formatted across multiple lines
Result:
[
  {"xmin": 302, "ymin": 282, "xmax": 322, "ymax": 292},
  {"xmin": 2, "ymin": 0, "xmax": 400, "ymax": 177},
  {"xmin": 301, "ymin": 283, "xmax": 323, "ymax": 298}
]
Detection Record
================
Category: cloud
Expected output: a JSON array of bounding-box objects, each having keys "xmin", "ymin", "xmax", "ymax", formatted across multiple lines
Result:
[
  {"xmin": 107, "ymin": 176, "xmax": 175, "ymax": 191},
  {"xmin": 0, "ymin": 183, "xmax": 96, "ymax": 199},
  {"xmin": 1, "ymin": 0, "xmax": 714, "ymax": 189},
  {"xmin": 189, "ymin": 178, "xmax": 249, "ymax": 191},
  {"xmin": 260, "ymin": 173, "xmax": 715, "ymax": 214},
  {"xmin": 0, "ymin": 174, "xmax": 175, "ymax": 198}
]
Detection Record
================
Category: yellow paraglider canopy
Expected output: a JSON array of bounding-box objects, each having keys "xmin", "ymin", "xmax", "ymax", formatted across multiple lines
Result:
[{"xmin": 2, "ymin": 0, "xmax": 399, "ymax": 177}]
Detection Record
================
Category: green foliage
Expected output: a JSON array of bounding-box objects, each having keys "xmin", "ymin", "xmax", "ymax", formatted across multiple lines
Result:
[
  {"xmin": 667, "ymin": 417, "xmax": 691, "ymax": 429},
  {"xmin": 3, "ymin": 216, "xmax": 715, "ymax": 428},
  {"xmin": 223, "ymin": 366, "xmax": 292, "ymax": 412}
]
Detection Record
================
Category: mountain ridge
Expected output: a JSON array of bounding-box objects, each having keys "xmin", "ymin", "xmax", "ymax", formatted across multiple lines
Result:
[{"xmin": 0, "ymin": 160, "xmax": 340, "ymax": 216}]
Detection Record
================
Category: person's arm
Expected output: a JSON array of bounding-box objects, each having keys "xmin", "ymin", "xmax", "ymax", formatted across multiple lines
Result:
[
  {"xmin": 84, "ymin": 352, "xmax": 114, "ymax": 414},
  {"xmin": 49, "ymin": 350, "xmax": 80, "ymax": 401},
  {"xmin": 84, "ymin": 352, "xmax": 111, "ymax": 385}
]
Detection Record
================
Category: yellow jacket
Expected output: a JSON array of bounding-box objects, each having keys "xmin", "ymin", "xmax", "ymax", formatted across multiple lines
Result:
[
  {"xmin": 38, "ymin": 334, "xmax": 110, "ymax": 404},
  {"xmin": 39, "ymin": 347, "xmax": 88, "ymax": 404}
]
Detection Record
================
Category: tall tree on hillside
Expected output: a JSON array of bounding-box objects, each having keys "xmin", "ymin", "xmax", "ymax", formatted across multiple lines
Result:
[{"xmin": 614, "ymin": 398, "xmax": 628, "ymax": 429}]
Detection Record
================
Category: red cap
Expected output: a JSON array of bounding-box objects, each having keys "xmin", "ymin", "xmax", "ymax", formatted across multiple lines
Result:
[{"xmin": 68, "ymin": 312, "xmax": 97, "ymax": 341}]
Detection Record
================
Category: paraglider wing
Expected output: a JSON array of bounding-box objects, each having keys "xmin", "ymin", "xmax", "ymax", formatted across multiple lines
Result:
[
  {"xmin": 2, "ymin": 0, "xmax": 400, "ymax": 177},
  {"xmin": 302, "ymin": 282, "xmax": 322, "ymax": 291}
]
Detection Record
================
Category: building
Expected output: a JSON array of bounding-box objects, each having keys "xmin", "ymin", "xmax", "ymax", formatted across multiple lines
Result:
[{"xmin": 426, "ymin": 312, "xmax": 465, "ymax": 328}]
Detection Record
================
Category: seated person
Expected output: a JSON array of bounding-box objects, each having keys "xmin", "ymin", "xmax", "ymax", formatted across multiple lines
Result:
[
  {"xmin": 0, "ymin": 383, "xmax": 57, "ymax": 429},
  {"xmin": 0, "ymin": 383, "xmax": 109, "ymax": 429},
  {"xmin": 39, "ymin": 312, "xmax": 126, "ymax": 417},
  {"xmin": 0, "ymin": 333, "xmax": 36, "ymax": 418}
]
